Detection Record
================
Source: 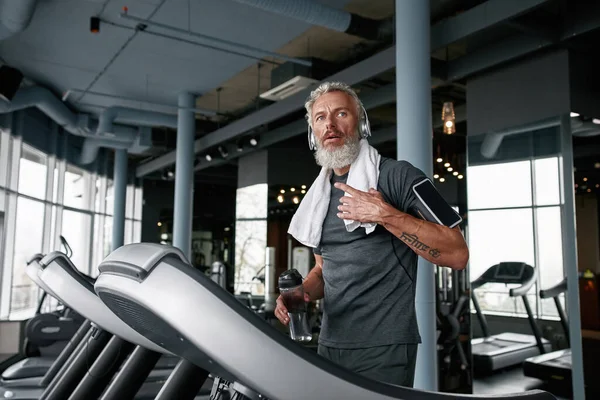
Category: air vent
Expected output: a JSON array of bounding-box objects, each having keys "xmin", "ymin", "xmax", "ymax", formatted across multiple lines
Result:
[{"xmin": 260, "ymin": 76, "xmax": 319, "ymax": 101}]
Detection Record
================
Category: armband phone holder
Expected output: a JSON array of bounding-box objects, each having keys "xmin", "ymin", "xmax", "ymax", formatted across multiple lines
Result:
[{"xmin": 411, "ymin": 178, "xmax": 462, "ymax": 228}]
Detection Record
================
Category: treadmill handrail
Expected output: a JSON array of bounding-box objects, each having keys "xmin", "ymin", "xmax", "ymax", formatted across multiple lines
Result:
[
  {"xmin": 539, "ymin": 277, "xmax": 567, "ymax": 299},
  {"xmin": 511, "ymin": 266, "xmax": 537, "ymax": 297},
  {"xmin": 39, "ymin": 251, "xmax": 95, "ymax": 293},
  {"xmin": 95, "ymin": 243, "xmax": 557, "ymax": 400},
  {"xmin": 26, "ymin": 253, "xmax": 45, "ymax": 265}
]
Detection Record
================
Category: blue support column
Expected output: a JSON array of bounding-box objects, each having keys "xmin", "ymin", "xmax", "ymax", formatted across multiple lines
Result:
[
  {"xmin": 395, "ymin": 0, "xmax": 437, "ymax": 390},
  {"xmin": 112, "ymin": 149, "xmax": 128, "ymax": 250},
  {"xmin": 172, "ymin": 92, "xmax": 196, "ymax": 259}
]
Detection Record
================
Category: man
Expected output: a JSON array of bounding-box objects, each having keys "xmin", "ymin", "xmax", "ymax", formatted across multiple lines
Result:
[{"xmin": 275, "ymin": 81, "xmax": 469, "ymax": 387}]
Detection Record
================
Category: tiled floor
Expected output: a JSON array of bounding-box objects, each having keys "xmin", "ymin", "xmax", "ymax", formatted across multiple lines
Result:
[{"xmin": 473, "ymin": 366, "xmax": 571, "ymax": 399}]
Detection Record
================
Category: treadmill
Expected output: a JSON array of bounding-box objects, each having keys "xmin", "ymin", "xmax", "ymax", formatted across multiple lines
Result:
[
  {"xmin": 1, "ymin": 237, "xmax": 81, "ymax": 382},
  {"xmin": 471, "ymin": 262, "xmax": 552, "ymax": 374},
  {"xmin": 1, "ymin": 251, "xmax": 181, "ymax": 400},
  {"xmin": 523, "ymin": 277, "xmax": 571, "ymax": 384},
  {"xmin": 94, "ymin": 243, "xmax": 557, "ymax": 400}
]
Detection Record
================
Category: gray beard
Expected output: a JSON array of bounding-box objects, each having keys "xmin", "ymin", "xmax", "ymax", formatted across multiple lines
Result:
[{"xmin": 314, "ymin": 138, "xmax": 360, "ymax": 170}]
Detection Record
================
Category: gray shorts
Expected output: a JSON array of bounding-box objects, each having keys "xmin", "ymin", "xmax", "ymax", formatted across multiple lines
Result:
[{"xmin": 317, "ymin": 343, "xmax": 418, "ymax": 387}]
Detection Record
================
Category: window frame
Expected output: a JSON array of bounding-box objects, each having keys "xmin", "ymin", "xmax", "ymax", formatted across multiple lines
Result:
[{"xmin": 467, "ymin": 155, "xmax": 565, "ymax": 321}]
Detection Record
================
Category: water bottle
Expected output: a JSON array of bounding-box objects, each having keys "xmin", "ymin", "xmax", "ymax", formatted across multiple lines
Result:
[{"xmin": 278, "ymin": 269, "xmax": 312, "ymax": 343}]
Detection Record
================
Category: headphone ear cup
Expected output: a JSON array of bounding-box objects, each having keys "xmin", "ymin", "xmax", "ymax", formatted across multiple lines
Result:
[
  {"xmin": 308, "ymin": 126, "xmax": 315, "ymax": 150},
  {"xmin": 360, "ymin": 106, "xmax": 372, "ymax": 139}
]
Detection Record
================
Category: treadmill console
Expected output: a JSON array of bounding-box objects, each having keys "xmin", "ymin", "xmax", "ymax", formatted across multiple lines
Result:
[
  {"xmin": 472, "ymin": 262, "xmax": 536, "ymax": 292},
  {"xmin": 494, "ymin": 263, "xmax": 525, "ymax": 281}
]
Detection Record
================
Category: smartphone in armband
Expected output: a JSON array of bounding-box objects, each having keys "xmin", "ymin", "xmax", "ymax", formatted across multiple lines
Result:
[{"xmin": 411, "ymin": 178, "xmax": 462, "ymax": 228}]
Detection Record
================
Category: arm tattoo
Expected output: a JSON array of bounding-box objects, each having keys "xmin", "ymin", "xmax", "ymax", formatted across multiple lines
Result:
[{"xmin": 399, "ymin": 232, "xmax": 441, "ymax": 258}]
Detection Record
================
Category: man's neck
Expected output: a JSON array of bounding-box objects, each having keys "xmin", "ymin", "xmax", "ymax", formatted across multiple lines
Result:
[{"xmin": 333, "ymin": 165, "xmax": 350, "ymax": 176}]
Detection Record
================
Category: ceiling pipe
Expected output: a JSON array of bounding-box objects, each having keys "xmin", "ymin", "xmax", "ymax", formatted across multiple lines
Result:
[
  {"xmin": 80, "ymin": 126, "xmax": 152, "ymax": 165},
  {"xmin": 0, "ymin": 85, "xmax": 154, "ymax": 164},
  {"xmin": 97, "ymin": 106, "xmax": 178, "ymax": 135},
  {"xmin": 232, "ymin": 0, "xmax": 393, "ymax": 41},
  {"xmin": 80, "ymin": 137, "xmax": 130, "ymax": 166},
  {"xmin": 0, "ymin": 0, "xmax": 38, "ymax": 40},
  {"xmin": 0, "ymin": 86, "xmax": 136, "ymax": 140}
]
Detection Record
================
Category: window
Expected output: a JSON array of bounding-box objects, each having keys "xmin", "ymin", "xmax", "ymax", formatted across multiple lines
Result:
[
  {"xmin": 126, "ymin": 184, "xmax": 135, "ymax": 219},
  {"xmin": 534, "ymin": 157, "xmax": 560, "ymax": 206},
  {"xmin": 61, "ymin": 210, "xmax": 91, "ymax": 274},
  {"xmin": 64, "ymin": 165, "xmax": 86, "ymax": 209},
  {"xmin": 234, "ymin": 220, "xmax": 267, "ymax": 295},
  {"xmin": 133, "ymin": 220, "xmax": 141, "ymax": 243},
  {"xmin": 10, "ymin": 197, "xmax": 45, "ymax": 315},
  {"xmin": 134, "ymin": 186, "xmax": 143, "ymax": 220},
  {"xmin": 467, "ymin": 157, "xmax": 564, "ymax": 319},
  {"xmin": 94, "ymin": 177, "xmax": 103, "ymax": 212},
  {"xmin": 234, "ymin": 184, "xmax": 268, "ymax": 294},
  {"xmin": 103, "ymin": 216, "xmax": 113, "ymax": 257},
  {"xmin": 124, "ymin": 219, "xmax": 133, "ymax": 245},
  {"xmin": 18, "ymin": 145, "xmax": 47, "ymax": 200},
  {"xmin": 536, "ymin": 206, "xmax": 565, "ymax": 317},
  {"xmin": 468, "ymin": 208, "xmax": 536, "ymax": 279},
  {"xmin": 105, "ymin": 180, "xmax": 114, "ymax": 215},
  {"xmin": 467, "ymin": 161, "xmax": 532, "ymax": 209},
  {"xmin": 0, "ymin": 128, "xmax": 144, "ymax": 319}
]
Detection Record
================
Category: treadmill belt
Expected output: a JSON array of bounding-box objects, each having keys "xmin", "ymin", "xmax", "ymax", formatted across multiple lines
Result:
[
  {"xmin": 475, "ymin": 340, "xmax": 515, "ymax": 353},
  {"xmin": 544, "ymin": 354, "xmax": 571, "ymax": 369}
]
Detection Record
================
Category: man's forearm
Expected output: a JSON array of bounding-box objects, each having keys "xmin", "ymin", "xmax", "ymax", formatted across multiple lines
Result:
[
  {"xmin": 302, "ymin": 264, "xmax": 324, "ymax": 301},
  {"xmin": 378, "ymin": 204, "xmax": 469, "ymax": 270}
]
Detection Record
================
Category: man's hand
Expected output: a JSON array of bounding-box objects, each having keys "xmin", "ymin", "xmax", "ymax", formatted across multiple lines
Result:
[
  {"xmin": 334, "ymin": 182, "xmax": 388, "ymax": 224},
  {"xmin": 275, "ymin": 293, "xmax": 310, "ymax": 326}
]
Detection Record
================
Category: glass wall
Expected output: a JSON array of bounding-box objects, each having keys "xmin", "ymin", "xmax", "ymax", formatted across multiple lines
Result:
[
  {"xmin": 0, "ymin": 125, "xmax": 143, "ymax": 320},
  {"xmin": 466, "ymin": 125, "xmax": 565, "ymax": 319},
  {"xmin": 234, "ymin": 183, "xmax": 268, "ymax": 295}
]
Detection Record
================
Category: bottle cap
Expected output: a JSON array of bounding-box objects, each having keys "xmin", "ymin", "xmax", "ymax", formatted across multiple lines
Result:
[{"xmin": 278, "ymin": 268, "xmax": 303, "ymax": 289}]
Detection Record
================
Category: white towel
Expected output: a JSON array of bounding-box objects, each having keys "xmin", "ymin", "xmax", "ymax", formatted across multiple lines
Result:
[{"xmin": 288, "ymin": 139, "xmax": 381, "ymax": 248}]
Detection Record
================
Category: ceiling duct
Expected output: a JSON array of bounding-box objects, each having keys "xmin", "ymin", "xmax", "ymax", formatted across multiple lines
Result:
[
  {"xmin": 232, "ymin": 0, "xmax": 393, "ymax": 42},
  {"xmin": 260, "ymin": 57, "xmax": 336, "ymax": 101},
  {"xmin": 0, "ymin": 85, "xmax": 156, "ymax": 164},
  {"xmin": 0, "ymin": 0, "xmax": 38, "ymax": 41}
]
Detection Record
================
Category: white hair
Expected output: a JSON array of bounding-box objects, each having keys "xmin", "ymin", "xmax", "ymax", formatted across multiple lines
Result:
[{"xmin": 304, "ymin": 81, "xmax": 364, "ymax": 128}]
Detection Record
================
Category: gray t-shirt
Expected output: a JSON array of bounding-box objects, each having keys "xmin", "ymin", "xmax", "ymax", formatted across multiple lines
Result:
[{"xmin": 314, "ymin": 157, "xmax": 427, "ymax": 349}]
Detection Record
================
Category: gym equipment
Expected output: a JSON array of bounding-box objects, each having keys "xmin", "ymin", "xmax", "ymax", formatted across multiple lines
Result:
[
  {"xmin": 524, "ymin": 274, "xmax": 600, "ymax": 397},
  {"xmin": 0, "ymin": 253, "xmax": 83, "ymax": 386},
  {"xmin": 471, "ymin": 262, "xmax": 552, "ymax": 374},
  {"xmin": 436, "ymin": 265, "xmax": 471, "ymax": 393},
  {"xmin": 1, "ymin": 251, "xmax": 179, "ymax": 400},
  {"xmin": 34, "ymin": 251, "xmax": 179, "ymax": 399},
  {"xmin": 95, "ymin": 243, "xmax": 556, "ymax": 400},
  {"xmin": 0, "ymin": 253, "xmax": 97, "ymax": 400},
  {"xmin": 23, "ymin": 236, "xmax": 83, "ymax": 356},
  {"xmin": 522, "ymin": 277, "xmax": 571, "ymax": 384}
]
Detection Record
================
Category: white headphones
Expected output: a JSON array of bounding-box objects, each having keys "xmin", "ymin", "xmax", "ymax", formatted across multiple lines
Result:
[{"xmin": 306, "ymin": 104, "xmax": 372, "ymax": 150}]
